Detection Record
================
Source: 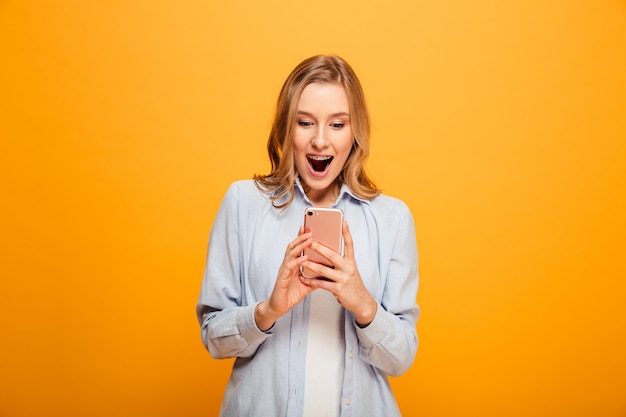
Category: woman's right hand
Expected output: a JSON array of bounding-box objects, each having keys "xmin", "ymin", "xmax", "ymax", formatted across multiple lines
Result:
[{"xmin": 254, "ymin": 227, "xmax": 314, "ymax": 331}]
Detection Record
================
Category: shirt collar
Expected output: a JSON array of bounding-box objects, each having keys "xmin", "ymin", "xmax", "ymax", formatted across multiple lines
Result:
[{"xmin": 294, "ymin": 176, "xmax": 371, "ymax": 207}]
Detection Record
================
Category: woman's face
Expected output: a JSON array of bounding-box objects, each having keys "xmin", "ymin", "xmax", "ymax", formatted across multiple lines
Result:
[{"xmin": 292, "ymin": 82, "xmax": 354, "ymax": 205}]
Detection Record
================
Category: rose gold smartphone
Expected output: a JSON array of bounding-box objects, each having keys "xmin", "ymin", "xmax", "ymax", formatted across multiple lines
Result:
[{"xmin": 300, "ymin": 207, "xmax": 344, "ymax": 279}]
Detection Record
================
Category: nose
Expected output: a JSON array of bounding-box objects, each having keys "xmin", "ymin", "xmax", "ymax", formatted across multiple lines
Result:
[{"xmin": 310, "ymin": 126, "xmax": 329, "ymax": 149}]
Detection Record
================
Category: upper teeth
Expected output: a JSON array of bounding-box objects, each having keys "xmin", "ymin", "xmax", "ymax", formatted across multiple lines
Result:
[{"xmin": 309, "ymin": 156, "xmax": 332, "ymax": 161}]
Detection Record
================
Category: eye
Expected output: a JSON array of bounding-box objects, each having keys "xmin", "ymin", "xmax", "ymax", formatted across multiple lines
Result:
[
  {"xmin": 330, "ymin": 122, "xmax": 345, "ymax": 129},
  {"xmin": 298, "ymin": 120, "xmax": 314, "ymax": 127}
]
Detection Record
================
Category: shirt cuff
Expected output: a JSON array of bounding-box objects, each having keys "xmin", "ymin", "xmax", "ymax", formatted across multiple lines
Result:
[
  {"xmin": 239, "ymin": 302, "xmax": 273, "ymax": 340},
  {"xmin": 354, "ymin": 303, "xmax": 391, "ymax": 348}
]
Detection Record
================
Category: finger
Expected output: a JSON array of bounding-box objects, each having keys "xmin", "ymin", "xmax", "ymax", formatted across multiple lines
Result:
[
  {"xmin": 299, "ymin": 275, "xmax": 334, "ymax": 292},
  {"xmin": 287, "ymin": 233, "xmax": 313, "ymax": 257},
  {"xmin": 285, "ymin": 253, "xmax": 308, "ymax": 270},
  {"xmin": 294, "ymin": 231, "xmax": 313, "ymax": 246},
  {"xmin": 310, "ymin": 240, "xmax": 342, "ymax": 265},
  {"xmin": 300, "ymin": 259, "xmax": 339, "ymax": 283},
  {"xmin": 342, "ymin": 220, "xmax": 354, "ymax": 260}
]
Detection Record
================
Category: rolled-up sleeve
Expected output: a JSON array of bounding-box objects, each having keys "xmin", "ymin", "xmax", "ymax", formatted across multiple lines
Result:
[
  {"xmin": 198, "ymin": 302, "xmax": 272, "ymax": 359},
  {"xmin": 355, "ymin": 206, "xmax": 419, "ymax": 376},
  {"xmin": 196, "ymin": 183, "xmax": 271, "ymax": 359}
]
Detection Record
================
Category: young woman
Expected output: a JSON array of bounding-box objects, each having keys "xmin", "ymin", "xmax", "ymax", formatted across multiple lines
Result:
[{"xmin": 196, "ymin": 55, "xmax": 419, "ymax": 417}]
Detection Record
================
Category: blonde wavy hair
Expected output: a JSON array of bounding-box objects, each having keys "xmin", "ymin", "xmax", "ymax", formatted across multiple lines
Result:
[{"xmin": 253, "ymin": 55, "xmax": 380, "ymax": 208}]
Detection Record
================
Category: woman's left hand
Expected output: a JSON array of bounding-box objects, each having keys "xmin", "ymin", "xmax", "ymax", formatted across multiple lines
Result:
[{"xmin": 299, "ymin": 220, "xmax": 377, "ymax": 327}]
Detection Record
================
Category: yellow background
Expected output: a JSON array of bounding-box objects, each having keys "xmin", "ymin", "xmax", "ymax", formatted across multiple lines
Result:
[{"xmin": 1, "ymin": 1, "xmax": 625, "ymax": 416}]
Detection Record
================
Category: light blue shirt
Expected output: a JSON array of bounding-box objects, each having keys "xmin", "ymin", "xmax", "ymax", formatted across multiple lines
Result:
[{"xmin": 196, "ymin": 179, "xmax": 419, "ymax": 417}]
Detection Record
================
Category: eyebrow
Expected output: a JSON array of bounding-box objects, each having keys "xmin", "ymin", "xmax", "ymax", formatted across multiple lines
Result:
[{"xmin": 296, "ymin": 110, "xmax": 351, "ymax": 118}]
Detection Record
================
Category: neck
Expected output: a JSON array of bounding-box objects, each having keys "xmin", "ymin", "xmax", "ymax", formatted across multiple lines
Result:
[{"xmin": 303, "ymin": 182, "xmax": 340, "ymax": 208}]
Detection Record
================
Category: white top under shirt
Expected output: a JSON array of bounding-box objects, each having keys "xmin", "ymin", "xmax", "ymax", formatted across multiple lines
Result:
[{"xmin": 302, "ymin": 289, "xmax": 346, "ymax": 417}]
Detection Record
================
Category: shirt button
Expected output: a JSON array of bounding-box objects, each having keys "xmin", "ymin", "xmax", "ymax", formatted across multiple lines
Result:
[
  {"xmin": 346, "ymin": 399, "xmax": 351, "ymax": 406},
  {"xmin": 348, "ymin": 351, "xmax": 353, "ymax": 359}
]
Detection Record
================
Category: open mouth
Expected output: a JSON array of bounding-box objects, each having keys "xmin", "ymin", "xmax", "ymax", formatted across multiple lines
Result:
[{"xmin": 307, "ymin": 155, "xmax": 333, "ymax": 173}]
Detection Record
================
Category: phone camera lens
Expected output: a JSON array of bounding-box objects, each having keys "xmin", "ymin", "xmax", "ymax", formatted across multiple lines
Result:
[{"xmin": 307, "ymin": 211, "xmax": 313, "ymax": 216}]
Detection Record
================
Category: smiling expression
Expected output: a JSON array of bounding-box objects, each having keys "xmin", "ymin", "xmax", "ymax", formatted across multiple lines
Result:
[{"xmin": 292, "ymin": 82, "xmax": 354, "ymax": 206}]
